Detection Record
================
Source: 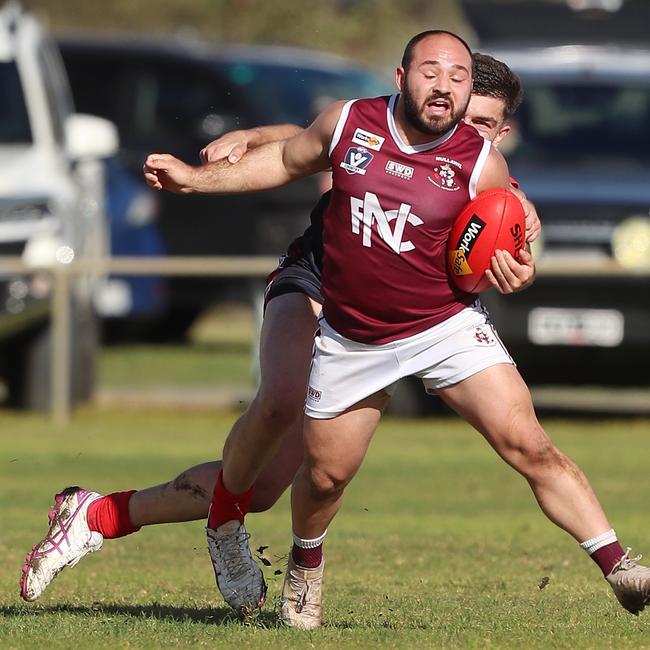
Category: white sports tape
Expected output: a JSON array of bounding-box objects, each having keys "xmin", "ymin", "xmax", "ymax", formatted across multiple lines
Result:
[
  {"xmin": 579, "ymin": 528, "xmax": 618, "ymax": 555},
  {"xmin": 292, "ymin": 529, "xmax": 328, "ymax": 549}
]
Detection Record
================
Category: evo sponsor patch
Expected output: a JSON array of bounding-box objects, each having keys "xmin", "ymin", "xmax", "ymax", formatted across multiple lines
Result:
[{"xmin": 351, "ymin": 128, "xmax": 385, "ymax": 151}]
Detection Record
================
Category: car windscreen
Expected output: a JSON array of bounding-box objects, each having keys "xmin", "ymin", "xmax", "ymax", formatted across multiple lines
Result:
[
  {"xmin": 0, "ymin": 62, "xmax": 32, "ymax": 143},
  {"xmin": 217, "ymin": 60, "xmax": 390, "ymax": 126},
  {"xmin": 505, "ymin": 80, "xmax": 650, "ymax": 166}
]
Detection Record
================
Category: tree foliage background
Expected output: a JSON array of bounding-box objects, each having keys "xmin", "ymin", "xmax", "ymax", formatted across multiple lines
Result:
[{"xmin": 24, "ymin": 0, "xmax": 471, "ymax": 69}]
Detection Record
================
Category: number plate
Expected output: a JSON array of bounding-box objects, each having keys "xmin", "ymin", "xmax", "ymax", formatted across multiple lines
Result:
[{"xmin": 528, "ymin": 307, "xmax": 624, "ymax": 347}]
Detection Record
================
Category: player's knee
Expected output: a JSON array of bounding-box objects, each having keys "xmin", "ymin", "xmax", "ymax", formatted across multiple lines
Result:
[
  {"xmin": 509, "ymin": 432, "xmax": 563, "ymax": 477},
  {"xmin": 307, "ymin": 465, "xmax": 350, "ymax": 500},
  {"xmin": 254, "ymin": 391, "xmax": 302, "ymax": 433}
]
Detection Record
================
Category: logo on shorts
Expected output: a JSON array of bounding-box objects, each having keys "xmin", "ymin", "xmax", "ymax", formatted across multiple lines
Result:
[
  {"xmin": 473, "ymin": 325, "xmax": 496, "ymax": 347},
  {"xmin": 340, "ymin": 147, "xmax": 374, "ymax": 175},
  {"xmin": 352, "ymin": 128, "xmax": 385, "ymax": 151},
  {"xmin": 308, "ymin": 386, "xmax": 322, "ymax": 402}
]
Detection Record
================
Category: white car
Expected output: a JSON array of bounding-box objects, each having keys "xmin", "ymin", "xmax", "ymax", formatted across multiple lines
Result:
[{"xmin": 0, "ymin": 2, "xmax": 117, "ymax": 409}]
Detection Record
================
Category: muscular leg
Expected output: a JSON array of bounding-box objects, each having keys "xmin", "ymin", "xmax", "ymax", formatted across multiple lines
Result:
[
  {"xmin": 128, "ymin": 293, "xmax": 319, "ymax": 527},
  {"xmin": 221, "ymin": 293, "xmax": 319, "ymax": 494},
  {"xmin": 291, "ymin": 392, "xmax": 390, "ymax": 539},
  {"xmin": 437, "ymin": 363, "xmax": 611, "ymax": 541}
]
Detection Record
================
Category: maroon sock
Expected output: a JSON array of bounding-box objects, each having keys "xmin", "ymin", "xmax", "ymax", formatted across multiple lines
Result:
[
  {"xmin": 590, "ymin": 541, "xmax": 625, "ymax": 576},
  {"xmin": 292, "ymin": 543, "xmax": 323, "ymax": 569},
  {"xmin": 86, "ymin": 491, "xmax": 140, "ymax": 539},
  {"xmin": 207, "ymin": 470, "xmax": 253, "ymax": 529}
]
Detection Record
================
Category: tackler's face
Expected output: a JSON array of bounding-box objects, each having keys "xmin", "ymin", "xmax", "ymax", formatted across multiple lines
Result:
[
  {"xmin": 396, "ymin": 33, "xmax": 472, "ymax": 137},
  {"xmin": 464, "ymin": 94, "xmax": 511, "ymax": 148}
]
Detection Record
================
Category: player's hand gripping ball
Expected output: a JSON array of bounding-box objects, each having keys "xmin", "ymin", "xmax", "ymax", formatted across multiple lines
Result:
[{"xmin": 447, "ymin": 188, "xmax": 525, "ymax": 293}]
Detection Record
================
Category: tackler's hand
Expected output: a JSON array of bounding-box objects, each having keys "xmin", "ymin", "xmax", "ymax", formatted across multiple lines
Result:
[{"xmin": 200, "ymin": 130, "xmax": 252, "ymax": 165}]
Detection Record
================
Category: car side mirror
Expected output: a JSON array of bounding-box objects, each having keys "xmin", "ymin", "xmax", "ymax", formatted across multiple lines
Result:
[{"xmin": 65, "ymin": 114, "xmax": 119, "ymax": 160}]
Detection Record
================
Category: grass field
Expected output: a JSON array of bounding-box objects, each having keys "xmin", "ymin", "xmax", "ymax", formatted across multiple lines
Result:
[
  {"xmin": 2, "ymin": 409, "xmax": 650, "ymax": 648},
  {"xmin": 99, "ymin": 305, "xmax": 256, "ymax": 389}
]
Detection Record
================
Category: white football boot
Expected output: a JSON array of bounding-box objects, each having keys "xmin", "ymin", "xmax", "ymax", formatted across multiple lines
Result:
[
  {"xmin": 280, "ymin": 553, "xmax": 324, "ymax": 629},
  {"xmin": 606, "ymin": 547, "xmax": 650, "ymax": 615},
  {"xmin": 206, "ymin": 519, "xmax": 267, "ymax": 615},
  {"xmin": 20, "ymin": 486, "xmax": 103, "ymax": 601}
]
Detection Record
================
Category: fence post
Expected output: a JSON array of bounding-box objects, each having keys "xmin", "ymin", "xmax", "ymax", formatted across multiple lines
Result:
[{"xmin": 51, "ymin": 265, "xmax": 71, "ymax": 427}]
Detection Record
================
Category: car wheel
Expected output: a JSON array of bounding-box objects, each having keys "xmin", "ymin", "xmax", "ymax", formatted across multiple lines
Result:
[{"xmin": 5, "ymin": 303, "xmax": 99, "ymax": 411}]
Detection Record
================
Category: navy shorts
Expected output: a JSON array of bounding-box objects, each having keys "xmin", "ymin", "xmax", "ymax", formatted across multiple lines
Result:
[{"xmin": 264, "ymin": 256, "xmax": 323, "ymax": 307}]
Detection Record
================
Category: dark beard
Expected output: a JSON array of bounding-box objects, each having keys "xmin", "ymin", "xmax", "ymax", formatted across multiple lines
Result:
[{"xmin": 402, "ymin": 83, "xmax": 468, "ymax": 138}]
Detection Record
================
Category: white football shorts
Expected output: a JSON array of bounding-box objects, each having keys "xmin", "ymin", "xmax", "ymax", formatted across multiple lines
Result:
[{"xmin": 305, "ymin": 302, "xmax": 514, "ymax": 419}]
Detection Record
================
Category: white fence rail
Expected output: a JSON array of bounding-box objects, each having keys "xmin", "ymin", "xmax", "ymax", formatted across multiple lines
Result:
[
  {"xmin": 0, "ymin": 256, "xmax": 277, "ymax": 427},
  {"xmin": 0, "ymin": 255, "xmax": 648, "ymax": 426}
]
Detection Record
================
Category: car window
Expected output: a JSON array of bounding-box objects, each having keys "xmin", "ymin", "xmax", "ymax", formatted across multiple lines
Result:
[
  {"xmin": 127, "ymin": 63, "xmax": 245, "ymax": 150},
  {"xmin": 60, "ymin": 48, "xmax": 128, "ymax": 125},
  {"xmin": 0, "ymin": 61, "xmax": 32, "ymax": 143},
  {"xmin": 508, "ymin": 81, "xmax": 650, "ymax": 165},
  {"xmin": 216, "ymin": 60, "xmax": 390, "ymax": 125}
]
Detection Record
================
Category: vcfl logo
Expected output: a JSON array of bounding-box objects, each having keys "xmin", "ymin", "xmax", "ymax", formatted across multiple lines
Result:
[{"xmin": 350, "ymin": 192, "xmax": 423, "ymax": 254}]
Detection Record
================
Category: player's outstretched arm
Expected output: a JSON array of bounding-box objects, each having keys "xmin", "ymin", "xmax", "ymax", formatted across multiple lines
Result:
[
  {"xmin": 200, "ymin": 124, "xmax": 304, "ymax": 164},
  {"xmin": 143, "ymin": 101, "xmax": 344, "ymax": 195}
]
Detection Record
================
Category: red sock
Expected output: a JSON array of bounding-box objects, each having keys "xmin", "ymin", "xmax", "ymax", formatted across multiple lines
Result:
[
  {"xmin": 86, "ymin": 491, "xmax": 140, "ymax": 539},
  {"xmin": 590, "ymin": 541, "xmax": 625, "ymax": 576},
  {"xmin": 292, "ymin": 543, "xmax": 323, "ymax": 569},
  {"xmin": 207, "ymin": 470, "xmax": 253, "ymax": 529}
]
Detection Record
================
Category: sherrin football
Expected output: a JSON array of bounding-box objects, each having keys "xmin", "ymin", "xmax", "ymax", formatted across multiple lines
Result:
[{"xmin": 447, "ymin": 188, "xmax": 525, "ymax": 293}]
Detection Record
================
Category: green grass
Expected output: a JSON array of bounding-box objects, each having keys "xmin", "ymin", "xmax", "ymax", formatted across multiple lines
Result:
[
  {"xmin": 99, "ymin": 343, "xmax": 253, "ymax": 388},
  {"xmin": 2, "ymin": 409, "xmax": 650, "ymax": 648},
  {"xmin": 99, "ymin": 305, "xmax": 255, "ymax": 388}
]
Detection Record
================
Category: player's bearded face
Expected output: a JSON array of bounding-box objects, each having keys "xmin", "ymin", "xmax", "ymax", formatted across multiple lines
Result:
[{"xmin": 402, "ymin": 70, "xmax": 470, "ymax": 137}]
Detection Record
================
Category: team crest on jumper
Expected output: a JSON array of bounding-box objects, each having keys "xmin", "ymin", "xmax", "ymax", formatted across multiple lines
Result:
[
  {"xmin": 340, "ymin": 147, "xmax": 374, "ymax": 175},
  {"xmin": 350, "ymin": 191, "xmax": 423, "ymax": 254},
  {"xmin": 428, "ymin": 156, "xmax": 462, "ymax": 191}
]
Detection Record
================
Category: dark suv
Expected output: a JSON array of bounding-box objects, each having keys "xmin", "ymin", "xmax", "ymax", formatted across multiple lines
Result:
[
  {"xmin": 461, "ymin": 0, "xmax": 650, "ymax": 384},
  {"xmin": 58, "ymin": 35, "xmax": 390, "ymax": 336}
]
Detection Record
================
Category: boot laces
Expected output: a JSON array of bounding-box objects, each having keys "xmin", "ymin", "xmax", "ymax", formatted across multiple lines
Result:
[
  {"xmin": 289, "ymin": 570, "xmax": 318, "ymax": 616},
  {"xmin": 214, "ymin": 529, "xmax": 253, "ymax": 581},
  {"xmin": 614, "ymin": 547, "xmax": 643, "ymax": 573}
]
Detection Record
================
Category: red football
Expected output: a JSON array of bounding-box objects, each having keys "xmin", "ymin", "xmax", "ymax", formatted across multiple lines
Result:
[{"xmin": 447, "ymin": 188, "xmax": 525, "ymax": 293}]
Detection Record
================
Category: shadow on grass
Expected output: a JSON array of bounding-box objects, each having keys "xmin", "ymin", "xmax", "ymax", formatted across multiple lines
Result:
[{"xmin": 0, "ymin": 602, "xmax": 281, "ymax": 627}]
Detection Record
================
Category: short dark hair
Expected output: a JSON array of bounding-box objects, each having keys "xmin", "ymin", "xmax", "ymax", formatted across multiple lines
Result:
[
  {"xmin": 471, "ymin": 53, "xmax": 523, "ymax": 120},
  {"xmin": 401, "ymin": 30, "xmax": 473, "ymax": 71}
]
